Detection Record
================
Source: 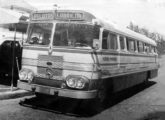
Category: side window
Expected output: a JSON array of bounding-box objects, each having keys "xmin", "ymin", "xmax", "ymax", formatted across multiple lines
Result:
[
  {"xmin": 102, "ymin": 30, "xmax": 109, "ymax": 49},
  {"xmin": 151, "ymin": 46, "xmax": 156, "ymax": 53},
  {"xmin": 137, "ymin": 41, "xmax": 144, "ymax": 53},
  {"xmin": 144, "ymin": 43, "xmax": 150, "ymax": 53},
  {"xmin": 126, "ymin": 38, "xmax": 135, "ymax": 52},
  {"xmin": 154, "ymin": 47, "xmax": 157, "ymax": 53},
  {"xmin": 149, "ymin": 45, "xmax": 152, "ymax": 53},
  {"xmin": 108, "ymin": 33, "xmax": 117, "ymax": 50},
  {"xmin": 120, "ymin": 36, "xmax": 125, "ymax": 50},
  {"xmin": 134, "ymin": 40, "xmax": 137, "ymax": 52}
]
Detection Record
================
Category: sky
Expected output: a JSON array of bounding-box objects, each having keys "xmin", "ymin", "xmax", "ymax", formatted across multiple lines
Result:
[{"xmin": 25, "ymin": 0, "xmax": 165, "ymax": 35}]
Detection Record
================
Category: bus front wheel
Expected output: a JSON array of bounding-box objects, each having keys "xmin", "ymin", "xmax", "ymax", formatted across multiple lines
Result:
[{"xmin": 95, "ymin": 82, "xmax": 112, "ymax": 110}]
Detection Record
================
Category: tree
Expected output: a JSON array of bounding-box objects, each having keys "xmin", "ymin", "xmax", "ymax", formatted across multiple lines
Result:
[{"xmin": 127, "ymin": 22, "xmax": 165, "ymax": 55}]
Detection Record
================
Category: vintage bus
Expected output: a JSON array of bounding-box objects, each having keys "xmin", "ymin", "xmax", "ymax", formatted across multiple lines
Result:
[{"xmin": 17, "ymin": 9, "xmax": 159, "ymax": 104}]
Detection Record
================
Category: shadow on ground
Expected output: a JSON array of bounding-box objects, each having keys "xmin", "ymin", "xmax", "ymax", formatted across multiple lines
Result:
[
  {"xmin": 0, "ymin": 76, "xmax": 17, "ymax": 87},
  {"xmin": 19, "ymin": 81, "xmax": 156, "ymax": 117},
  {"xmin": 139, "ymin": 111, "xmax": 165, "ymax": 120}
]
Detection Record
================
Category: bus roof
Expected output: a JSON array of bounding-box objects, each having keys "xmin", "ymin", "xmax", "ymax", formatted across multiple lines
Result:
[
  {"xmin": 96, "ymin": 19, "xmax": 157, "ymax": 46},
  {"xmin": 30, "ymin": 9, "xmax": 156, "ymax": 46}
]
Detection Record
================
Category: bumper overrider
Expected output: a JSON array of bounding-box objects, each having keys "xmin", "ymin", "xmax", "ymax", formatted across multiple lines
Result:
[{"xmin": 17, "ymin": 80, "xmax": 97, "ymax": 99}]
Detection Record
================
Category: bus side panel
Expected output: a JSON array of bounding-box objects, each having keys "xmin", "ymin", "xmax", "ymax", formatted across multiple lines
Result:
[
  {"xmin": 99, "ymin": 52, "xmax": 158, "ymax": 93},
  {"xmin": 148, "ymin": 69, "xmax": 158, "ymax": 79},
  {"xmin": 111, "ymin": 71, "xmax": 147, "ymax": 92}
]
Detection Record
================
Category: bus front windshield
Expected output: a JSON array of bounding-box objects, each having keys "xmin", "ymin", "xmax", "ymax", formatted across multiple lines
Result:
[
  {"xmin": 53, "ymin": 23, "xmax": 94, "ymax": 49},
  {"xmin": 27, "ymin": 23, "xmax": 53, "ymax": 46}
]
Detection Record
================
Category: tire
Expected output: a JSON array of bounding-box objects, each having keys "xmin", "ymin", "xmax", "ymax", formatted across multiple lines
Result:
[
  {"xmin": 92, "ymin": 82, "xmax": 112, "ymax": 112},
  {"xmin": 71, "ymin": 85, "xmax": 110, "ymax": 114},
  {"xmin": 144, "ymin": 72, "xmax": 149, "ymax": 84},
  {"xmin": 98, "ymin": 79, "xmax": 114, "ymax": 108},
  {"xmin": 97, "ymin": 84, "xmax": 108, "ymax": 105}
]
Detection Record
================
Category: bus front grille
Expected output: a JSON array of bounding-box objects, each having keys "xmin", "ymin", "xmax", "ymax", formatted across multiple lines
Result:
[{"xmin": 37, "ymin": 55, "xmax": 63, "ymax": 79}]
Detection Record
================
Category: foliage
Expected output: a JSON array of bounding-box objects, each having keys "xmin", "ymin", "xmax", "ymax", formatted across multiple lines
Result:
[{"xmin": 127, "ymin": 22, "xmax": 165, "ymax": 55}]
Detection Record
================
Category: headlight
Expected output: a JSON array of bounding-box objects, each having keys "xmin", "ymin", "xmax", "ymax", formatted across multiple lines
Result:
[
  {"xmin": 19, "ymin": 68, "xmax": 34, "ymax": 82},
  {"xmin": 66, "ymin": 75, "xmax": 89, "ymax": 89}
]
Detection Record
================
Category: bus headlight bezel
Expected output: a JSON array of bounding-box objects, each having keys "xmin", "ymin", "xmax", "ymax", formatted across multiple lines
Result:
[
  {"xmin": 66, "ymin": 75, "xmax": 89, "ymax": 89},
  {"xmin": 19, "ymin": 68, "xmax": 34, "ymax": 83}
]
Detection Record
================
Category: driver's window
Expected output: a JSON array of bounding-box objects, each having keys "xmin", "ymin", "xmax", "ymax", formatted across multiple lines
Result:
[
  {"xmin": 53, "ymin": 23, "xmax": 93, "ymax": 48},
  {"xmin": 30, "ymin": 32, "xmax": 50, "ymax": 45},
  {"xmin": 29, "ymin": 33, "xmax": 40, "ymax": 44},
  {"xmin": 53, "ymin": 30, "xmax": 68, "ymax": 46},
  {"xmin": 28, "ymin": 23, "xmax": 53, "ymax": 46},
  {"xmin": 42, "ymin": 33, "xmax": 51, "ymax": 45}
]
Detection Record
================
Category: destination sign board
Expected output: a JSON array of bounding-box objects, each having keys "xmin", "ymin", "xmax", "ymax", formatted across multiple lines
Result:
[
  {"xmin": 55, "ymin": 11, "xmax": 84, "ymax": 20},
  {"xmin": 31, "ymin": 12, "xmax": 54, "ymax": 21},
  {"xmin": 31, "ymin": 11, "xmax": 84, "ymax": 21}
]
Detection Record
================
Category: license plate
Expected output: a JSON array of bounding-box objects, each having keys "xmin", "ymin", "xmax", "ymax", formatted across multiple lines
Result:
[{"xmin": 37, "ymin": 87, "xmax": 50, "ymax": 94}]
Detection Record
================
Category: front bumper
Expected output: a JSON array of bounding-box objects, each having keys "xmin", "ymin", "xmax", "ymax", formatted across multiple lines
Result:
[{"xmin": 17, "ymin": 81, "xmax": 97, "ymax": 99}]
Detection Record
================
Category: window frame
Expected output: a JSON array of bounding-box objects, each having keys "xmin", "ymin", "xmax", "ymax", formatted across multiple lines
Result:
[
  {"xmin": 101, "ymin": 30, "xmax": 118, "ymax": 50},
  {"xmin": 137, "ymin": 41, "xmax": 144, "ymax": 53},
  {"xmin": 126, "ymin": 37, "xmax": 136, "ymax": 52},
  {"xmin": 107, "ymin": 32, "xmax": 118, "ymax": 50},
  {"xmin": 119, "ymin": 36, "xmax": 125, "ymax": 50},
  {"xmin": 102, "ymin": 30, "xmax": 109, "ymax": 50}
]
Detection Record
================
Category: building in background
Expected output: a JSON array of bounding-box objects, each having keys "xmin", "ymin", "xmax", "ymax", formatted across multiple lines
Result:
[
  {"xmin": 0, "ymin": 0, "xmax": 36, "ymax": 42},
  {"xmin": 0, "ymin": 0, "xmax": 36, "ymax": 13}
]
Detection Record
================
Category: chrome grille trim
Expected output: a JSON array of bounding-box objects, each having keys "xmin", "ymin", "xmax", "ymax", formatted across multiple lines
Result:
[
  {"xmin": 38, "ymin": 67, "xmax": 62, "ymax": 76},
  {"xmin": 37, "ymin": 61, "xmax": 63, "ymax": 68},
  {"xmin": 37, "ymin": 55, "xmax": 63, "ymax": 78},
  {"xmin": 38, "ymin": 55, "xmax": 63, "ymax": 62},
  {"xmin": 22, "ymin": 56, "xmax": 96, "ymax": 72},
  {"xmin": 35, "ymin": 74, "xmax": 64, "ymax": 80}
]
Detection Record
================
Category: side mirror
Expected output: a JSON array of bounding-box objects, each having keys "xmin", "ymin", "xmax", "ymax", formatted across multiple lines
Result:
[{"xmin": 93, "ymin": 39, "xmax": 100, "ymax": 50}]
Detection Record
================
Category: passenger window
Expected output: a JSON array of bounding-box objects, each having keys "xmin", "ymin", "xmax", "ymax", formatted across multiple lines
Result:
[
  {"xmin": 126, "ymin": 38, "xmax": 135, "ymax": 52},
  {"xmin": 120, "ymin": 36, "xmax": 125, "ymax": 50},
  {"xmin": 144, "ymin": 43, "xmax": 150, "ymax": 53},
  {"xmin": 134, "ymin": 40, "xmax": 137, "ymax": 52},
  {"xmin": 137, "ymin": 41, "xmax": 144, "ymax": 53},
  {"xmin": 151, "ymin": 46, "xmax": 156, "ymax": 53},
  {"xmin": 102, "ymin": 31, "xmax": 109, "ymax": 49},
  {"xmin": 149, "ymin": 45, "xmax": 152, "ymax": 53},
  {"xmin": 108, "ymin": 33, "xmax": 117, "ymax": 50},
  {"xmin": 154, "ymin": 47, "xmax": 157, "ymax": 53}
]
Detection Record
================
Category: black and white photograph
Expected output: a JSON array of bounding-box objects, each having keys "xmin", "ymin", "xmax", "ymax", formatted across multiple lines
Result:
[{"xmin": 0, "ymin": 0, "xmax": 164, "ymax": 120}]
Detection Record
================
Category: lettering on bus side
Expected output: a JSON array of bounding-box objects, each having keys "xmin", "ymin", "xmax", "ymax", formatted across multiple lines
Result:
[{"xmin": 103, "ymin": 57, "xmax": 117, "ymax": 61}]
